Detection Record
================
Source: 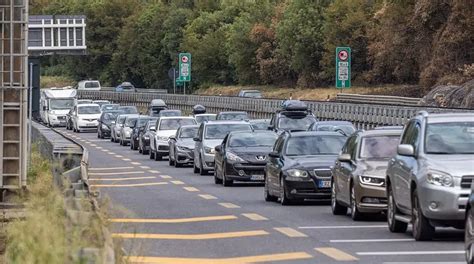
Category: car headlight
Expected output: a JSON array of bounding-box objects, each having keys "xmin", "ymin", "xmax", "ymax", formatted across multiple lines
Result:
[
  {"xmin": 157, "ymin": 136, "xmax": 169, "ymax": 141},
  {"xmin": 124, "ymin": 130, "xmax": 131, "ymax": 137},
  {"xmin": 226, "ymin": 151, "xmax": 245, "ymax": 162},
  {"xmin": 427, "ymin": 170, "xmax": 453, "ymax": 187},
  {"xmin": 287, "ymin": 169, "xmax": 308, "ymax": 178},
  {"xmin": 101, "ymin": 124, "xmax": 110, "ymax": 131},
  {"xmin": 204, "ymin": 146, "xmax": 216, "ymax": 154},
  {"xmin": 359, "ymin": 175, "xmax": 385, "ymax": 187},
  {"xmin": 143, "ymin": 135, "xmax": 150, "ymax": 140}
]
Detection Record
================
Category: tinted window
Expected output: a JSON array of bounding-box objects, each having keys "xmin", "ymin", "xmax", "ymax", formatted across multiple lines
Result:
[
  {"xmin": 125, "ymin": 118, "xmax": 137, "ymax": 127},
  {"xmin": 119, "ymin": 106, "xmax": 138, "ymax": 114},
  {"xmin": 217, "ymin": 113, "xmax": 248, "ymax": 121},
  {"xmin": 85, "ymin": 81, "xmax": 100, "ymax": 88},
  {"xmin": 285, "ymin": 135, "xmax": 346, "ymax": 156},
  {"xmin": 425, "ymin": 122, "xmax": 474, "ymax": 154},
  {"xmin": 314, "ymin": 124, "xmax": 355, "ymax": 136},
  {"xmin": 118, "ymin": 116, "xmax": 127, "ymax": 124},
  {"xmin": 360, "ymin": 136, "xmax": 400, "ymax": 159},
  {"xmin": 229, "ymin": 133, "xmax": 277, "ymax": 147},
  {"xmin": 278, "ymin": 116, "xmax": 316, "ymax": 131},
  {"xmin": 137, "ymin": 118, "xmax": 151, "ymax": 127},
  {"xmin": 250, "ymin": 120, "xmax": 269, "ymax": 130},
  {"xmin": 159, "ymin": 119, "xmax": 195, "ymax": 130},
  {"xmin": 243, "ymin": 92, "xmax": 262, "ymax": 98},
  {"xmin": 179, "ymin": 127, "xmax": 198, "ymax": 138},
  {"xmin": 103, "ymin": 112, "xmax": 119, "ymax": 122},
  {"xmin": 195, "ymin": 115, "xmax": 216, "ymax": 124},
  {"xmin": 50, "ymin": 99, "xmax": 75, "ymax": 110},
  {"xmin": 205, "ymin": 124, "xmax": 252, "ymax": 139},
  {"xmin": 78, "ymin": 105, "xmax": 100, "ymax": 114}
]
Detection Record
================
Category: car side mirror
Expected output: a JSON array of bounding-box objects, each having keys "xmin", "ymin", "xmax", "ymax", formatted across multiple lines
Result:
[
  {"xmin": 397, "ymin": 144, "xmax": 415, "ymax": 156},
  {"xmin": 338, "ymin": 153, "xmax": 351, "ymax": 162},
  {"xmin": 267, "ymin": 125, "xmax": 273, "ymax": 131},
  {"xmin": 150, "ymin": 127, "xmax": 156, "ymax": 132},
  {"xmin": 215, "ymin": 145, "xmax": 222, "ymax": 152},
  {"xmin": 193, "ymin": 137, "xmax": 201, "ymax": 142},
  {"xmin": 268, "ymin": 151, "xmax": 279, "ymax": 158},
  {"xmin": 43, "ymin": 106, "xmax": 47, "ymax": 111},
  {"xmin": 169, "ymin": 135, "xmax": 176, "ymax": 140}
]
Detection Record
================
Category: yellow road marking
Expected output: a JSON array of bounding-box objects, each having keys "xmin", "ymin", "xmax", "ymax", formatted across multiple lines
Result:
[
  {"xmin": 242, "ymin": 213, "xmax": 268, "ymax": 221},
  {"xmin": 113, "ymin": 230, "xmax": 268, "ymax": 240},
  {"xmin": 126, "ymin": 252, "xmax": 313, "ymax": 263},
  {"xmin": 88, "ymin": 176, "xmax": 156, "ymax": 182},
  {"xmin": 131, "ymin": 162, "xmax": 141, "ymax": 165},
  {"xmin": 274, "ymin": 227, "xmax": 307, "ymax": 238},
  {"xmin": 148, "ymin": 170, "xmax": 160, "ymax": 173},
  {"xmin": 198, "ymin": 194, "xmax": 217, "ymax": 200},
  {"xmin": 315, "ymin": 247, "xmax": 358, "ymax": 261},
  {"xmin": 89, "ymin": 167, "xmax": 134, "ymax": 171},
  {"xmin": 140, "ymin": 166, "xmax": 150, "ymax": 169},
  {"xmin": 171, "ymin": 180, "xmax": 184, "ymax": 185},
  {"xmin": 90, "ymin": 182, "xmax": 168, "ymax": 188},
  {"xmin": 183, "ymin": 187, "xmax": 199, "ymax": 192},
  {"xmin": 161, "ymin": 175, "xmax": 173, "ymax": 179},
  {"xmin": 110, "ymin": 215, "xmax": 237, "ymax": 223},
  {"xmin": 122, "ymin": 158, "xmax": 132, "ymax": 161},
  {"xmin": 219, "ymin": 203, "xmax": 240, "ymax": 209},
  {"xmin": 89, "ymin": 171, "xmax": 144, "ymax": 176}
]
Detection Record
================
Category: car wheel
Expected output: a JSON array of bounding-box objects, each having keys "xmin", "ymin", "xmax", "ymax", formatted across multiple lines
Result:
[
  {"xmin": 199, "ymin": 156, "xmax": 208, "ymax": 175},
  {"xmin": 465, "ymin": 208, "xmax": 474, "ymax": 264},
  {"xmin": 387, "ymin": 185, "xmax": 408, "ymax": 233},
  {"xmin": 350, "ymin": 184, "xmax": 364, "ymax": 221},
  {"xmin": 280, "ymin": 177, "xmax": 293, "ymax": 205},
  {"xmin": 169, "ymin": 155, "xmax": 175, "ymax": 166},
  {"xmin": 97, "ymin": 131, "xmax": 100, "ymax": 138},
  {"xmin": 412, "ymin": 190, "xmax": 435, "ymax": 241},
  {"xmin": 331, "ymin": 180, "xmax": 347, "ymax": 215},
  {"xmin": 149, "ymin": 149, "xmax": 155, "ymax": 160},
  {"xmin": 214, "ymin": 165, "xmax": 222, "ymax": 184},
  {"xmin": 223, "ymin": 168, "xmax": 233, "ymax": 187},
  {"xmin": 174, "ymin": 153, "xmax": 182, "ymax": 168},
  {"xmin": 264, "ymin": 174, "xmax": 278, "ymax": 202},
  {"xmin": 138, "ymin": 146, "xmax": 142, "ymax": 154},
  {"xmin": 193, "ymin": 160, "xmax": 200, "ymax": 174}
]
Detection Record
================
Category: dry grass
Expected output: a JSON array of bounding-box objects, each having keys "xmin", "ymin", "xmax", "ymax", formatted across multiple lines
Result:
[
  {"xmin": 41, "ymin": 76, "xmax": 75, "ymax": 88},
  {"xmin": 195, "ymin": 84, "xmax": 413, "ymax": 100}
]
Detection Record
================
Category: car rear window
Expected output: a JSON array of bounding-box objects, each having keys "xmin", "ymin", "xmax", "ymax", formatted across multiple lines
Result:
[{"xmin": 85, "ymin": 81, "xmax": 100, "ymax": 88}]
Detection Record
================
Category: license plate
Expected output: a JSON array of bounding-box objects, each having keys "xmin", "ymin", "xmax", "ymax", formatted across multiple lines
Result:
[
  {"xmin": 86, "ymin": 123, "xmax": 96, "ymax": 127},
  {"xmin": 251, "ymin": 175, "xmax": 264, "ymax": 181},
  {"xmin": 318, "ymin": 180, "xmax": 331, "ymax": 188}
]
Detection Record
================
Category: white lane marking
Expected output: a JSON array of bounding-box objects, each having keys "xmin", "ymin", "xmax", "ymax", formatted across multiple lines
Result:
[
  {"xmin": 108, "ymin": 152, "xmax": 116, "ymax": 155},
  {"xmin": 299, "ymin": 225, "xmax": 387, "ymax": 229},
  {"xmin": 114, "ymin": 155, "xmax": 124, "ymax": 158},
  {"xmin": 331, "ymin": 238, "xmax": 415, "ymax": 243},
  {"xmin": 198, "ymin": 194, "xmax": 217, "ymax": 200},
  {"xmin": 131, "ymin": 162, "xmax": 141, "ymax": 165},
  {"xmin": 357, "ymin": 250, "xmax": 464, "ymax": 256},
  {"xmin": 160, "ymin": 175, "xmax": 172, "ymax": 179},
  {"xmin": 219, "ymin": 203, "xmax": 240, "ymax": 209},
  {"xmin": 89, "ymin": 171, "xmax": 144, "ymax": 176},
  {"xmin": 383, "ymin": 262, "xmax": 465, "ymax": 264},
  {"xmin": 122, "ymin": 158, "xmax": 132, "ymax": 161},
  {"xmin": 90, "ymin": 144, "xmax": 97, "ymax": 147},
  {"xmin": 140, "ymin": 166, "xmax": 150, "ymax": 169},
  {"xmin": 89, "ymin": 167, "xmax": 134, "ymax": 171},
  {"xmin": 148, "ymin": 170, "xmax": 160, "ymax": 173}
]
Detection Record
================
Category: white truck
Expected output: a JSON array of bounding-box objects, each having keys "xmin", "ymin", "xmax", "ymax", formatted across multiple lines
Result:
[{"xmin": 40, "ymin": 88, "xmax": 77, "ymax": 127}]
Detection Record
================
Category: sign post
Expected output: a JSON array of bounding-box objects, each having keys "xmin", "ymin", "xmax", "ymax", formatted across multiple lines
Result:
[
  {"xmin": 335, "ymin": 47, "xmax": 351, "ymax": 89},
  {"xmin": 178, "ymin": 53, "xmax": 191, "ymax": 95}
]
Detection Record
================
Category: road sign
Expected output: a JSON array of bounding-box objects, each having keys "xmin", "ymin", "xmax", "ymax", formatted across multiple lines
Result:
[
  {"xmin": 179, "ymin": 53, "xmax": 191, "ymax": 82},
  {"xmin": 336, "ymin": 47, "xmax": 351, "ymax": 89}
]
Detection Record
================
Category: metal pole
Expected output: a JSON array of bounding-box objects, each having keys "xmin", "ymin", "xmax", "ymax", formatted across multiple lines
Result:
[
  {"xmin": 28, "ymin": 63, "xmax": 33, "ymax": 166},
  {"xmin": 183, "ymin": 81, "xmax": 186, "ymax": 95},
  {"xmin": 173, "ymin": 69, "xmax": 176, "ymax": 94}
]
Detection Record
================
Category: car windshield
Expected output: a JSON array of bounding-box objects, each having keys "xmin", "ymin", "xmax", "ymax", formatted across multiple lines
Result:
[
  {"xmin": 218, "ymin": 113, "xmax": 248, "ymax": 121},
  {"xmin": 360, "ymin": 136, "xmax": 400, "ymax": 159},
  {"xmin": 205, "ymin": 124, "xmax": 252, "ymax": 139},
  {"xmin": 159, "ymin": 119, "xmax": 195, "ymax": 130},
  {"xmin": 179, "ymin": 127, "xmax": 198, "ymax": 138},
  {"xmin": 250, "ymin": 120, "xmax": 269, "ymax": 130},
  {"xmin": 315, "ymin": 124, "xmax": 355, "ymax": 136},
  {"xmin": 125, "ymin": 118, "xmax": 137, "ymax": 127},
  {"xmin": 85, "ymin": 81, "xmax": 100, "ymax": 88},
  {"xmin": 102, "ymin": 104, "xmax": 119, "ymax": 111},
  {"xmin": 78, "ymin": 106, "xmax": 101, "ymax": 114},
  {"xmin": 195, "ymin": 115, "xmax": 216, "ymax": 123},
  {"xmin": 137, "ymin": 118, "xmax": 151, "ymax": 127},
  {"xmin": 103, "ymin": 112, "xmax": 119, "ymax": 123},
  {"xmin": 229, "ymin": 133, "xmax": 277, "ymax": 147},
  {"xmin": 286, "ymin": 135, "xmax": 346, "ymax": 156},
  {"xmin": 94, "ymin": 101, "xmax": 109, "ymax": 107},
  {"xmin": 278, "ymin": 116, "xmax": 316, "ymax": 131},
  {"xmin": 118, "ymin": 116, "xmax": 127, "ymax": 124},
  {"xmin": 49, "ymin": 99, "xmax": 75, "ymax": 110},
  {"xmin": 77, "ymin": 100, "xmax": 92, "ymax": 104},
  {"xmin": 122, "ymin": 85, "xmax": 134, "ymax": 90},
  {"xmin": 160, "ymin": 110, "xmax": 181, "ymax": 117},
  {"xmin": 425, "ymin": 122, "xmax": 474, "ymax": 154},
  {"xmin": 119, "ymin": 106, "xmax": 138, "ymax": 114},
  {"xmin": 243, "ymin": 92, "xmax": 262, "ymax": 98}
]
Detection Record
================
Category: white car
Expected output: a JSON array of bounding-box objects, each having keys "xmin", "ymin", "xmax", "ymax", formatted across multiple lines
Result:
[
  {"xmin": 72, "ymin": 104, "xmax": 101, "ymax": 133},
  {"xmin": 76, "ymin": 80, "xmax": 101, "ymax": 91},
  {"xmin": 149, "ymin": 116, "xmax": 197, "ymax": 161}
]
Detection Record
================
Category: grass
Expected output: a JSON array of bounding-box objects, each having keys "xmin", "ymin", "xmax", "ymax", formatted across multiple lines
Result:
[
  {"xmin": 5, "ymin": 146, "xmax": 110, "ymax": 264},
  {"xmin": 195, "ymin": 84, "xmax": 419, "ymax": 100},
  {"xmin": 41, "ymin": 76, "xmax": 76, "ymax": 88}
]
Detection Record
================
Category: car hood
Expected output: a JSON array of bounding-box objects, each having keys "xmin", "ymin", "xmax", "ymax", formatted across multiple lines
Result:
[
  {"xmin": 230, "ymin": 147, "xmax": 273, "ymax": 161},
  {"xmin": 424, "ymin": 154, "xmax": 474, "ymax": 177},
  {"xmin": 177, "ymin": 138, "xmax": 195, "ymax": 149},
  {"xmin": 155, "ymin": 130, "xmax": 177, "ymax": 137},
  {"xmin": 286, "ymin": 155, "xmax": 338, "ymax": 169},
  {"xmin": 204, "ymin": 139, "xmax": 224, "ymax": 148},
  {"xmin": 359, "ymin": 160, "xmax": 390, "ymax": 177}
]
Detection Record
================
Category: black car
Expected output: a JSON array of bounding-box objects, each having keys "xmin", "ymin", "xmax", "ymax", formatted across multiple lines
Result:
[
  {"xmin": 130, "ymin": 115, "xmax": 153, "ymax": 150},
  {"xmin": 97, "ymin": 110, "xmax": 122, "ymax": 139},
  {"xmin": 264, "ymin": 131, "xmax": 346, "ymax": 205},
  {"xmin": 214, "ymin": 131, "xmax": 277, "ymax": 186},
  {"xmin": 216, "ymin": 111, "xmax": 248, "ymax": 121},
  {"xmin": 118, "ymin": 105, "xmax": 139, "ymax": 114},
  {"xmin": 138, "ymin": 120, "xmax": 156, "ymax": 155},
  {"xmin": 466, "ymin": 184, "xmax": 474, "ymax": 264},
  {"xmin": 308, "ymin": 121, "xmax": 356, "ymax": 137},
  {"xmin": 168, "ymin": 125, "xmax": 199, "ymax": 167},
  {"xmin": 268, "ymin": 100, "xmax": 317, "ymax": 133}
]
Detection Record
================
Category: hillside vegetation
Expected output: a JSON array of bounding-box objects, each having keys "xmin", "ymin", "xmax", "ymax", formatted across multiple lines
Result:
[{"xmin": 33, "ymin": 0, "xmax": 473, "ymax": 95}]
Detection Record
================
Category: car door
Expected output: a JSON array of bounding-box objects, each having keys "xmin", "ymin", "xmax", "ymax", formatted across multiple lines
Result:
[
  {"xmin": 215, "ymin": 135, "xmax": 228, "ymax": 176},
  {"xmin": 398, "ymin": 121, "xmax": 421, "ymax": 209},
  {"xmin": 336, "ymin": 135, "xmax": 357, "ymax": 204},
  {"xmin": 267, "ymin": 135, "xmax": 285, "ymax": 192},
  {"xmin": 194, "ymin": 124, "xmax": 204, "ymax": 165},
  {"xmin": 169, "ymin": 130, "xmax": 177, "ymax": 160}
]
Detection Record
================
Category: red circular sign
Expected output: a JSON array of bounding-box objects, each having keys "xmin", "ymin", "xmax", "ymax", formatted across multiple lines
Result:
[
  {"xmin": 338, "ymin": 50, "xmax": 348, "ymax": 61},
  {"xmin": 181, "ymin": 56, "xmax": 189, "ymax": 63}
]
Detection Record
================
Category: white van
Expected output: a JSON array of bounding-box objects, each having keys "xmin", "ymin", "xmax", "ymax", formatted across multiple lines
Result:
[
  {"xmin": 76, "ymin": 80, "xmax": 101, "ymax": 91},
  {"xmin": 40, "ymin": 87, "xmax": 77, "ymax": 127}
]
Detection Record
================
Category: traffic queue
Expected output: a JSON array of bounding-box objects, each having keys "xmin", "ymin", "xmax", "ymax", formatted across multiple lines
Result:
[{"xmin": 62, "ymin": 97, "xmax": 474, "ymax": 263}]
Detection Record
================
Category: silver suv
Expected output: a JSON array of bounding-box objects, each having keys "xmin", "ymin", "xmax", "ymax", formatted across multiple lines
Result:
[{"xmin": 386, "ymin": 111, "xmax": 474, "ymax": 241}]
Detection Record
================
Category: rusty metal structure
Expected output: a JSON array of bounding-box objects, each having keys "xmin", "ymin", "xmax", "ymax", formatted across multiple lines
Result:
[{"xmin": 0, "ymin": 0, "xmax": 28, "ymax": 202}]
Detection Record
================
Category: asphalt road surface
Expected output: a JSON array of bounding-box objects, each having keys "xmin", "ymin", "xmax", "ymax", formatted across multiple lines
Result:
[{"xmin": 59, "ymin": 128, "xmax": 465, "ymax": 264}]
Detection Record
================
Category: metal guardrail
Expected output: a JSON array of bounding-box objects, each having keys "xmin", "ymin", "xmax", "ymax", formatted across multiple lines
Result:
[
  {"xmin": 335, "ymin": 93, "xmax": 421, "ymax": 106},
  {"xmin": 101, "ymin": 87, "xmax": 168, "ymax": 94},
  {"xmin": 77, "ymin": 90, "xmax": 473, "ymax": 130}
]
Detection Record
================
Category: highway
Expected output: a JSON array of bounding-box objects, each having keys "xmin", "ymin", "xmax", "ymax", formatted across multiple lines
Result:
[{"xmin": 59, "ymin": 128, "xmax": 465, "ymax": 264}]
